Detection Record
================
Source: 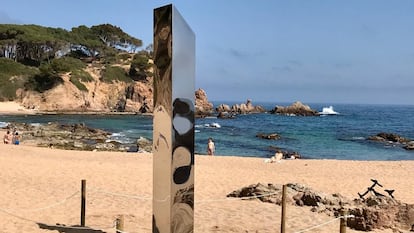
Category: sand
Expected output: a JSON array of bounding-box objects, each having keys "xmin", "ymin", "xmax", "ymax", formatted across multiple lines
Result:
[
  {"xmin": 0, "ymin": 139, "xmax": 413, "ymax": 233},
  {"xmin": 0, "ymin": 101, "xmax": 37, "ymax": 115}
]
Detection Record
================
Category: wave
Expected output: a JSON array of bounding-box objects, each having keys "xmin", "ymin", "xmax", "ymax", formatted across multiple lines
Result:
[
  {"xmin": 108, "ymin": 132, "xmax": 135, "ymax": 144},
  {"xmin": 0, "ymin": 121, "xmax": 8, "ymax": 128},
  {"xmin": 196, "ymin": 123, "xmax": 222, "ymax": 128},
  {"xmin": 319, "ymin": 106, "xmax": 339, "ymax": 115}
]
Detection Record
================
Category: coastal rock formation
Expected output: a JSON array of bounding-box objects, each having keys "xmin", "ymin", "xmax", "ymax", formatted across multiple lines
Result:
[
  {"xmin": 368, "ymin": 132, "xmax": 413, "ymax": 151},
  {"xmin": 256, "ymin": 133, "xmax": 280, "ymax": 140},
  {"xmin": 368, "ymin": 132, "xmax": 410, "ymax": 143},
  {"xmin": 270, "ymin": 101, "xmax": 318, "ymax": 116},
  {"xmin": 228, "ymin": 183, "xmax": 414, "ymax": 232},
  {"xmin": 16, "ymin": 64, "xmax": 154, "ymax": 113},
  {"xmin": 3, "ymin": 122, "xmax": 152, "ymax": 152},
  {"xmin": 195, "ymin": 88, "xmax": 214, "ymax": 117},
  {"xmin": 216, "ymin": 99, "xmax": 266, "ymax": 118},
  {"xmin": 404, "ymin": 141, "xmax": 414, "ymax": 150}
]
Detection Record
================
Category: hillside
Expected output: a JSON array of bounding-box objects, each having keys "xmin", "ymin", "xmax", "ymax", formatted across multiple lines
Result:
[{"xmin": 0, "ymin": 24, "xmax": 156, "ymax": 113}]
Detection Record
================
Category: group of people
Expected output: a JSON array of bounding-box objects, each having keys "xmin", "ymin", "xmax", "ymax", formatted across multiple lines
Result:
[{"xmin": 3, "ymin": 130, "xmax": 20, "ymax": 145}]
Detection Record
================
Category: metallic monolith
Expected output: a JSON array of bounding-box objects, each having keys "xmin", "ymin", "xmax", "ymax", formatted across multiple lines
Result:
[{"xmin": 153, "ymin": 4, "xmax": 195, "ymax": 233}]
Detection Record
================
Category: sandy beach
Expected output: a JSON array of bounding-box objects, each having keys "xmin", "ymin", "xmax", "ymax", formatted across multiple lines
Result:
[
  {"xmin": 0, "ymin": 139, "xmax": 413, "ymax": 233},
  {"xmin": 0, "ymin": 101, "xmax": 38, "ymax": 115}
]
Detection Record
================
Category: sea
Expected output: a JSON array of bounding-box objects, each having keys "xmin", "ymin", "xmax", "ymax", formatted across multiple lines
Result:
[{"xmin": 1, "ymin": 102, "xmax": 413, "ymax": 161}]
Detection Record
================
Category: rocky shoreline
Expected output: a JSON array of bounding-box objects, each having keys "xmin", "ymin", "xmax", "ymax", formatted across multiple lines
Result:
[{"xmin": 2, "ymin": 122, "xmax": 152, "ymax": 152}]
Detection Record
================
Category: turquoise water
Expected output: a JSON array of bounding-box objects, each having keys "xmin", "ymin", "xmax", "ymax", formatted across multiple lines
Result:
[{"xmin": 1, "ymin": 103, "xmax": 413, "ymax": 160}]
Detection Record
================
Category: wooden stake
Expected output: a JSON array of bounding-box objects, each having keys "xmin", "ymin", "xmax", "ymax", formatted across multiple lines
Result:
[
  {"xmin": 116, "ymin": 215, "xmax": 124, "ymax": 233},
  {"xmin": 81, "ymin": 179, "xmax": 86, "ymax": 227},
  {"xmin": 340, "ymin": 209, "xmax": 347, "ymax": 233},
  {"xmin": 281, "ymin": 184, "xmax": 287, "ymax": 233}
]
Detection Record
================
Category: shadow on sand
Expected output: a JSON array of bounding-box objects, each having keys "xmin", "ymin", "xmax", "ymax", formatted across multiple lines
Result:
[{"xmin": 37, "ymin": 223, "xmax": 106, "ymax": 233}]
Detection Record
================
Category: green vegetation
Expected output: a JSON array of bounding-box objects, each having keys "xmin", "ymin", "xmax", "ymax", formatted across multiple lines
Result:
[
  {"xmin": 101, "ymin": 66, "xmax": 133, "ymax": 83},
  {"xmin": 69, "ymin": 76, "xmax": 88, "ymax": 92},
  {"xmin": 129, "ymin": 52, "xmax": 153, "ymax": 81},
  {"xmin": 24, "ymin": 73, "xmax": 64, "ymax": 93},
  {"xmin": 0, "ymin": 23, "xmax": 152, "ymax": 100},
  {"xmin": 0, "ymin": 58, "xmax": 38, "ymax": 100}
]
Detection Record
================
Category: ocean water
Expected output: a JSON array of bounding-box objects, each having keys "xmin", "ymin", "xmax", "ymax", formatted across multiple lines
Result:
[{"xmin": 1, "ymin": 103, "xmax": 413, "ymax": 161}]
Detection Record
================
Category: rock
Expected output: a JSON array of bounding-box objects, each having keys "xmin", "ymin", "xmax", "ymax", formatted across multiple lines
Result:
[
  {"xmin": 404, "ymin": 141, "xmax": 414, "ymax": 150},
  {"xmin": 256, "ymin": 133, "xmax": 280, "ymax": 140},
  {"xmin": 270, "ymin": 101, "xmax": 318, "ymax": 116},
  {"xmin": 216, "ymin": 99, "xmax": 266, "ymax": 116},
  {"xmin": 216, "ymin": 104, "xmax": 231, "ymax": 113},
  {"xmin": 195, "ymin": 88, "xmax": 213, "ymax": 117},
  {"xmin": 217, "ymin": 111, "xmax": 235, "ymax": 119},
  {"xmin": 368, "ymin": 133, "xmax": 413, "ymax": 151},
  {"xmin": 137, "ymin": 136, "xmax": 152, "ymax": 152},
  {"xmin": 368, "ymin": 132, "xmax": 410, "ymax": 143},
  {"xmin": 229, "ymin": 182, "xmax": 414, "ymax": 232}
]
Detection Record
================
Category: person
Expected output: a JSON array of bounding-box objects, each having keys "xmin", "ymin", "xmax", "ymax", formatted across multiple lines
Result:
[
  {"xmin": 207, "ymin": 137, "xmax": 215, "ymax": 156},
  {"xmin": 13, "ymin": 132, "xmax": 20, "ymax": 145},
  {"xmin": 3, "ymin": 131, "xmax": 11, "ymax": 144}
]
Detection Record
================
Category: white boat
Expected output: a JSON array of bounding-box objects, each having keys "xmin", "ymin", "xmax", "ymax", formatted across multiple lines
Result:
[{"xmin": 319, "ymin": 106, "xmax": 339, "ymax": 115}]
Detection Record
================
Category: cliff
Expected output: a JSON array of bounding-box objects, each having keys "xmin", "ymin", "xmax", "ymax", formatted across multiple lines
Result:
[{"xmin": 16, "ymin": 62, "xmax": 154, "ymax": 113}]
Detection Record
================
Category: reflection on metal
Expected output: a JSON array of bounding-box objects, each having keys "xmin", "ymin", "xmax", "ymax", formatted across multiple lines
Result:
[{"xmin": 153, "ymin": 4, "xmax": 195, "ymax": 233}]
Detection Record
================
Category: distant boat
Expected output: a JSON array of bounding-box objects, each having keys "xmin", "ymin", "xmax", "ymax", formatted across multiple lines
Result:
[{"xmin": 319, "ymin": 106, "xmax": 339, "ymax": 115}]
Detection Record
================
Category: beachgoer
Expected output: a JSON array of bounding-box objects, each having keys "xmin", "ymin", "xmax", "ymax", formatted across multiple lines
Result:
[
  {"xmin": 207, "ymin": 137, "xmax": 215, "ymax": 156},
  {"xmin": 3, "ymin": 131, "xmax": 11, "ymax": 144},
  {"xmin": 13, "ymin": 132, "xmax": 20, "ymax": 145}
]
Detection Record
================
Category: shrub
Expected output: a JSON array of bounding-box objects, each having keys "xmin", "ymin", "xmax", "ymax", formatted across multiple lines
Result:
[
  {"xmin": 0, "ymin": 58, "xmax": 39, "ymax": 100},
  {"xmin": 69, "ymin": 76, "xmax": 88, "ymax": 92},
  {"xmin": 101, "ymin": 65, "xmax": 132, "ymax": 83}
]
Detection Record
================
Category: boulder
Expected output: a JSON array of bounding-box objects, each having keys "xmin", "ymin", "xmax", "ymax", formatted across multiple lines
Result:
[
  {"xmin": 270, "ymin": 101, "xmax": 318, "ymax": 116},
  {"xmin": 228, "ymin": 182, "xmax": 414, "ymax": 232},
  {"xmin": 137, "ymin": 136, "xmax": 152, "ymax": 152},
  {"xmin": 195, "ymin": 88, "xmax": 213, "ymax": 117},
  {"xmin": 256, "ymin": 133, "xmax": 280, "ymax": 140},
  {"xmin": 404, "ymin": 141, "xmax": 414, "ymax": 150},
  {"xmin": 368, "ymin": 132, "xmax": 410, "ymax": 143},
  {"xmin": 216, "ymin": 99, "xmax": 266, "ymax": 115}
]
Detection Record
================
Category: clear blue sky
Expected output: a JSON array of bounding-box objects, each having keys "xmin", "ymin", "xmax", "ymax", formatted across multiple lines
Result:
[{"xmin": 1, "ymin": 0, "xmax": 414, "ymax": 105}]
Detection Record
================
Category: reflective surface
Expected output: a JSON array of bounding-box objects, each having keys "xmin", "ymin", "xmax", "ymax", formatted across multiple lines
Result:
[{"xmin": 153, "ymin": 4, "xmax": 195, "ymax": 233}]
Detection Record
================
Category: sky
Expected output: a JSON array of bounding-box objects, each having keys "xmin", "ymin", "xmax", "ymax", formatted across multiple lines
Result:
[{"xmin": 1, "ymin": 0, "xmax": 414, "ymax": 105}]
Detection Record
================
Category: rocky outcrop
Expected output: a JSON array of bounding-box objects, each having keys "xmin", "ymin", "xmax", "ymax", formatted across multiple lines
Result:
[
  {"xmin": 368, "ymin": 132, "xmax": 410, "ymax": 143},
  {"xmin": 256, "ymin": 133, "xmax": 280, "ymax": 140},
  {"xmin": 368, "ymin": 133, "xmax": 413, "ymax": 151},
  {"xmin": 404, "ymin": 142, "xmax": 414, "ymax": 150},
  {"xmin": 228, "ymin": 183, "xmax": 414, "ymax": 232},
  {"xmin": 195, "ymin": 88, "xmax": 213, "ymax": 117},
  {"xmin": 270, "ymin": 101, "xmax": 318, "ymax": 116},
  {"xmin": 3, "ymin": 122, "xmax": 152, "ymax": 152},
  {"xmin": 216, "ymin": 99, "xmax": 266, "ymax": 118}
]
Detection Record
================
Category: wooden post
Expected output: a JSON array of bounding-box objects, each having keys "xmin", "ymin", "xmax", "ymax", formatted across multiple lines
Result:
[
  {"xmin": 116, "ymin": 215, "xmax": 124, "ymax": 233},
  {"xmin": 281, "ymin": 184, "xmax": 287, "ymax": 233},
  {"xmin": 81, "ymin": 179, "xmax": 86, "ymax": 227},
  {"xmin": 340, "ymin": 209, "xmax": 347, "ymax": 233}
]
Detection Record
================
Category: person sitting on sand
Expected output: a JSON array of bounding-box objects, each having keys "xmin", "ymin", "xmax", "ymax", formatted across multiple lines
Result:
[
  {"xmin": 207, "ymin": 137, "xmax": 215, "ymax": 156},
  {"xmin": 13, "ymin": 132, "xmax": 20, "ymax": 145},
  {"xmin": 3, "ymin": 131, "xmax": 11, "ymax": 144}
]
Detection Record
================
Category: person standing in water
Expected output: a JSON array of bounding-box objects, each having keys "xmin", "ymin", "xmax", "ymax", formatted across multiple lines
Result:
[{"xmin": 207, "ymin": 137, "xmax": 215, "ymax": 156}]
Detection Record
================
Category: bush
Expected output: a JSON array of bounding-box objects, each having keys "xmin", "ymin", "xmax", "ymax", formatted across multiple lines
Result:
[
  {"xmin": 69, "ymin": 76, "xmax": 88, "ymax": 92},
  {"xmin": 50, "ymin": 57, "xmax": 86, "ymax": 73},
  {"xmin": 101, "ymin": 66, "xmax": 132, "ymax": 83},
  {"xmin": 69, "ymin": 69, "xmax": 92, "ymax": 92},
  {"xmin": 0, "ymin": 58, "xmax": 39, "ymax": 100},
  {"xmin": 71, "ymin": 69, "xmax": 93, "ymax": 82},
  {"xmin": 25, "ymin": 74, "xmax": 64, "ymax": 93}
]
